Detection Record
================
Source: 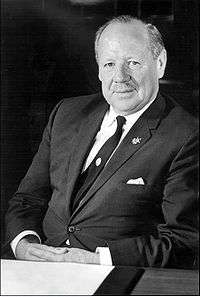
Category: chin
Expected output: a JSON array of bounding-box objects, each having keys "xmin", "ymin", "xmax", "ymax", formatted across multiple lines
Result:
[
  {"xmin": 113, "ymin": 96, "xmax": 146, "ymax": 114},
  {"xmin": 113, "ymin": 103, "xmax": 137, "ymax": 115},
  {"xmin": 114, "ymin": 94, "xmax": 139, "ymax": 106}
]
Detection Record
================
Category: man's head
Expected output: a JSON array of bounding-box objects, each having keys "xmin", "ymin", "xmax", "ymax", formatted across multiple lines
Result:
[{"xmin": 95, "ymin": 15, "xmax": 167, "ymax": 115}]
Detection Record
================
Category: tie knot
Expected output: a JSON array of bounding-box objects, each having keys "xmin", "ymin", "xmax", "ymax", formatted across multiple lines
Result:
[{"xmin": 116, "ymin": 116, "xmax": 126, "ymax": 128}]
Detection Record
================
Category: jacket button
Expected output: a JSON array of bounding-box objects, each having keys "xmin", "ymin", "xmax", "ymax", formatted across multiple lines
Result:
[
  {"xmin": 68, "ymin": 226, "xmax": 75, "ymax": 233},
  {"xmin": 65, "ymin": 239, "xmax": 70, "ymax": 245}
]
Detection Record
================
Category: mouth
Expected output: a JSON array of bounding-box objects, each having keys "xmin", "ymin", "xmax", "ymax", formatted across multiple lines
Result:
[
  {"xmin": 112, "ymin": 85, "xmax": 138, "ymax": 93},
  {"xmin": 114, "ymin": 90, "xmax": 134, "ymax": 93},
  {"xmin": 113, "ymin": 88, "xmax": 137, "ymax": 95}
]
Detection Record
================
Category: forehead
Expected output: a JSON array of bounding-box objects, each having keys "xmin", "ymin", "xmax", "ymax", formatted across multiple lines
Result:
[{"xmin": 98, "ymin": 22, "xmax": 149, "ymax": 58}]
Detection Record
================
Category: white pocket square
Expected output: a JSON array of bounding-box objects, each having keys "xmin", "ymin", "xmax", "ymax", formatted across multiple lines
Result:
[{"xmin": 126, "ymin": 177, "xmax": 145, "ymax": 185}]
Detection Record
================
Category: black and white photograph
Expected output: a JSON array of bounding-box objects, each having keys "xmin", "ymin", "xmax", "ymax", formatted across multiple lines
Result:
[{"xmin": 1, "ymin": 0, "xmax": 199, "ymax": 295}]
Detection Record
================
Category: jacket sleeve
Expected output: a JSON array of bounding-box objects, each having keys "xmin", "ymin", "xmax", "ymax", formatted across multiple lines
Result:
[
  {"xmin": 107, "ymin": 132, "xmax": 199, "ymax": 268},
  {"xmin": 4, "ymin": 100, "xmax": 63, "ymax": 245}
]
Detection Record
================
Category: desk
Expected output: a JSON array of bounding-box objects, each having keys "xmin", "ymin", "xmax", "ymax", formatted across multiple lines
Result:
[
  {"xmin": 1, "ymin": 260, "xmax": 199, "ymax": 295},
  {"xmin": 131, "ymin": 268, "xmax": 199, "ymax": 295}
]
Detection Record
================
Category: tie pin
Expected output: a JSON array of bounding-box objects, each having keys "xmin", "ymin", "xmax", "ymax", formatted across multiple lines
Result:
[{"xmin": 132, "ymin": 137, "xmax": 142, "ymax": 145}]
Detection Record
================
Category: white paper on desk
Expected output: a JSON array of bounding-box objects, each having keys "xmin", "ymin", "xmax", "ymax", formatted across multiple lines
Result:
[{"xmin": 1, "ymin": 259, "xmax": 114, "ymax": 295}]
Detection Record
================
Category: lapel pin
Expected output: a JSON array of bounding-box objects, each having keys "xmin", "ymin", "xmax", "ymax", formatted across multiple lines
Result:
[{"xmin": 132, "ymin": 137, "xmax": 142, "ymax": 145}]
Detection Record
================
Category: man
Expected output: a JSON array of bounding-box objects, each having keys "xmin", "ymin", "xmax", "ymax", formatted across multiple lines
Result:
[{"xmin": 4, "ymin": 15, "xmax": 198, "ymax": 267}]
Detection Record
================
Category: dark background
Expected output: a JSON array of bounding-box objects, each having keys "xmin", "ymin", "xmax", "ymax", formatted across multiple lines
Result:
[{"xmin": 1, "ymin": 0, "xmax": 199, "ymax": 246}]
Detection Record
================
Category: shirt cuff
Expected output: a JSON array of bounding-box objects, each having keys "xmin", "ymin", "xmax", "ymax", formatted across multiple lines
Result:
[
  {"xmin": 11, "ymin": 231, "xmax": 41, "ymax": 257},
  {"xmin": 95, "ymin": 247, "xmax": 113, "ymax": 266}
]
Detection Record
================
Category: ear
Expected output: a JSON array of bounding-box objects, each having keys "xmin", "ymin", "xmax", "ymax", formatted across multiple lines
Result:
[
  {"xmin": 98, "ymin": 68, "xmax": 103, "ymax": 82},
  {"xmin": 157, "ymin": 49, "xmax": 167, "ymax": 79}
]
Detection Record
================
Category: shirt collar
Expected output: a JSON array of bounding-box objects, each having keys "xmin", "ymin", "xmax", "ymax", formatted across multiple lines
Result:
[{"xmin": 102, "ymin": 98, "xmax": 156, "ymax": 128}]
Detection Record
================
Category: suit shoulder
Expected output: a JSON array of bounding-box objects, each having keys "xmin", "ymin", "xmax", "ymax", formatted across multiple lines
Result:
[
  {"xmin": 59, "ymin": 93, "xmax": 102, "ymax": 112},
  {"xmin": 50, "ymin": 93, "xmax": 105, "ymax": 126},
  {"xmin": 164, "ymin": 96, "xmax": 198, "ymax": 136}
]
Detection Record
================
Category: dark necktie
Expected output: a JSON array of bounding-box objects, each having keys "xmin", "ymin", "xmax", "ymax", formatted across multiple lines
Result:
[{"xmin": 71, "ymin": 115, "xmax": 126, "ymax": 211}]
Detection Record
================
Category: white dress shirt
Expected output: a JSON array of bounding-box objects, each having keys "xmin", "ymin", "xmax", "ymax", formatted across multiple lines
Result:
[{"xmin": 11, "ymin": 98, "xmax": 155, "ymax": 264}]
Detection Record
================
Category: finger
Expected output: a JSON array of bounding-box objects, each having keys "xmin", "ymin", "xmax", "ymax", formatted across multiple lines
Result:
[
  {"xmin": 25, "ymin": 254, "xmax": 46, "ymax": 261},
  {"xmin": 39, "ymin": 245, "xmax": 68, "ymax": 254},
  {"xmin": 62, "ymin": 248, "xmax": 99, "ymax": 264},
  {"xmin": 29, "ymin": 247, "xmax": 54, "ymax": 259},
  {"xmin": 62, "ymin": 254, "xmax": 72, "ymax": 263},
  {"xmin": 29, "ymin": 247, "xmax": 64, "ymax": 262},
  {"xmin": 62, "ymin": 250, "xmax": 77, "ymax": 263},
  {"xmin": 52, "ymin": 247, "xmax": 69, "ymax": 254}
]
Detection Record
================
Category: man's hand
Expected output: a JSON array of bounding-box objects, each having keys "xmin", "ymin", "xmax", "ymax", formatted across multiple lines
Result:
[
  {"xmin": 44, "ymin": 247, "xmax": 100, "ymax": 264},
  {"xmin": 24, "ymin": 246, "xmax": 100, "ymax": 264},
  {"xmin": 16, "ymin": 236, "xmax": 100, "ymax": 264},
  {"xmin": 15, "ymin": 236, "xmax": 68, "ymax": 261}
]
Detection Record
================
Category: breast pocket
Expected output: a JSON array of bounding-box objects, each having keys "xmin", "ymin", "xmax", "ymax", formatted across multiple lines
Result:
[{"xmin": 105, "ymin": 182, "xmax": 161, "ymax": 216}]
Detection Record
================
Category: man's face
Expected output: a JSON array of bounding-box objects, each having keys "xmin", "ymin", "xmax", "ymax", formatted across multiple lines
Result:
[{"xmin": 98, "ymin": 22, "xmax": 165, "ymax": 115}]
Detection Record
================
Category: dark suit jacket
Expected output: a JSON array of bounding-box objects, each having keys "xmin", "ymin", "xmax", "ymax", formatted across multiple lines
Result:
[{"xmin": 5, "ymin": 92, "xmax": 198, "ymax": 268}]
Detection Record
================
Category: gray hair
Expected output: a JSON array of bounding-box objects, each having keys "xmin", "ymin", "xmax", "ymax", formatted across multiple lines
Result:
[{"xmin": 95, "ymin": 15, "xmax": 165, "ymax": 62}]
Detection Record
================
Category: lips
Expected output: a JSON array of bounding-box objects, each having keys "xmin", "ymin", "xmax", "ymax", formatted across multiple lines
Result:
[
  {"xmin": 112, "ymin": 84, "xmax": 137, "ymax": 93},
  {"xmin": 114, "ymin": 89, "xmax": 134, "ymax": 93},
  {"xmin": 112, "ymin": 87, "xmax": 137, "ymax": 94}
]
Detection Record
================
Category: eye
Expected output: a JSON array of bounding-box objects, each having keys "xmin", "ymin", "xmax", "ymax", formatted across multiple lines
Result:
[
  {"xmin": 104, "ymin": 62, "xmax": 115, "ymax": 68},
  {"xmin": 128, "ymin": 60, "xmax": 140, "ymax": 68}
]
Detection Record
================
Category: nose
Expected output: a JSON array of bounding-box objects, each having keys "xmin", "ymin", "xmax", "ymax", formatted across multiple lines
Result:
[{"xmin": 113, "ymin": 65, "xmax": 130, "ymax": 82}]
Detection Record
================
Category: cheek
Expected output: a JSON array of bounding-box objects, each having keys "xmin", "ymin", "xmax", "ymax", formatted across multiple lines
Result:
[
  {"xmin": 100, "ymin": 72, "xmax": 113, "ymax": 88},
  {"xmin": 131, "ymin": 66, "xmax": 146, "ymax": 80},
  {"xmin": 129, "ymin": 67, "xmax": 145, "ymax": 83},
  {"xmin": 133, "ymin": 68, "xmax": 153, "ymax": 89},
  {"xmin": 102, "ymin": 70, "xmax": 113, "ymax": 79}
]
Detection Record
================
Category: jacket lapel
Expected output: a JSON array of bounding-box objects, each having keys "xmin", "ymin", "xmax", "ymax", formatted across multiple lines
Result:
[
  {"xmin": 71, "ymin": 93, "xmax": 166, "ymax": 216},
  {"xmin": 64, "ymin": 96, "xmax": 108, "ymax": 207}
]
